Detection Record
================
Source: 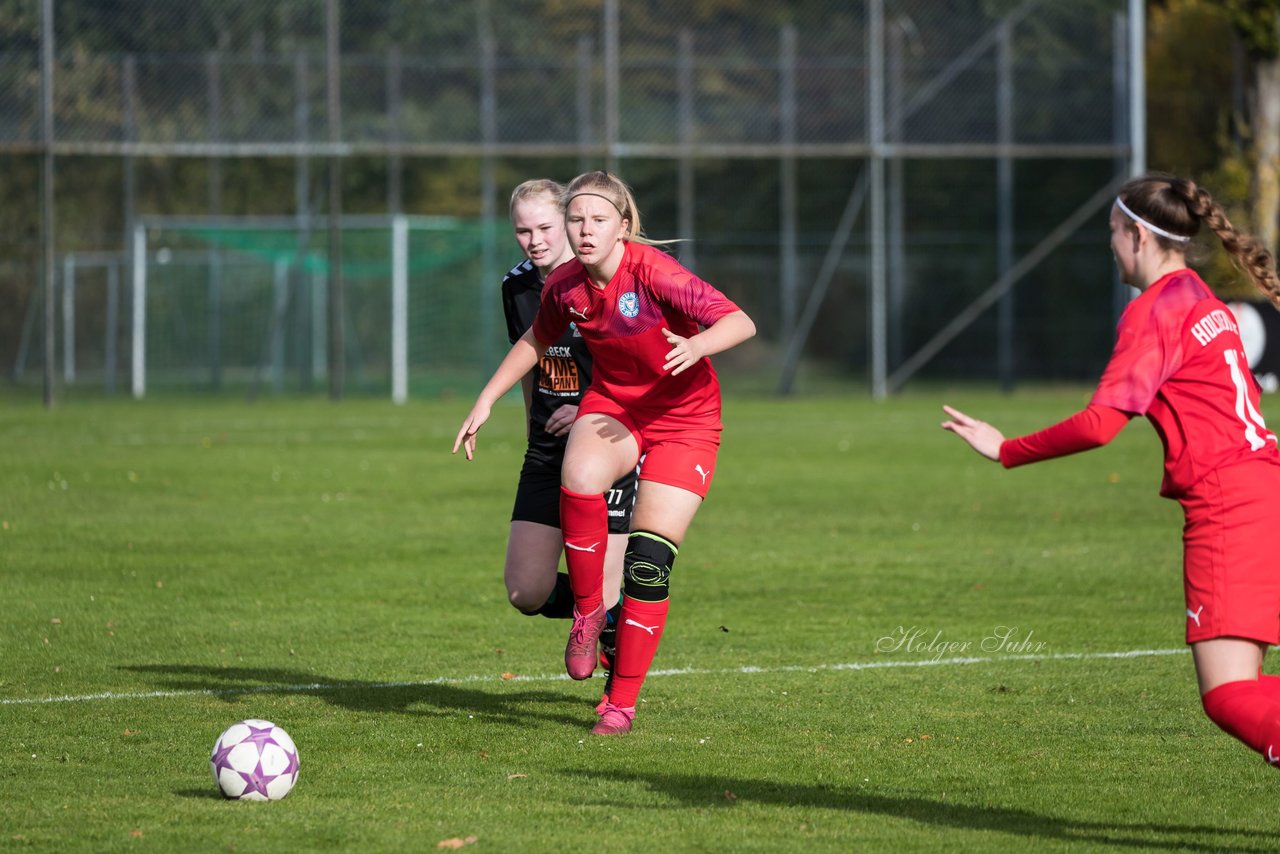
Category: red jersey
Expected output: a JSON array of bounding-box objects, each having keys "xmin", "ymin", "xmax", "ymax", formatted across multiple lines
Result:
[
  {"xmin": 530, "ymin": 242, "xmax": 741, "ymax": 417},
  {"xmin": 1090, "ymin": 268, "xmax": 1280, "ymax": 497}
]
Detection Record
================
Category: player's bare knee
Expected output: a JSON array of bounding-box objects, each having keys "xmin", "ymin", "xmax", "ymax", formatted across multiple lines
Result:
[
  {"xmin": 562, "ymin": 449, "xmax": 633, "ymax": 495},
  {"xmin": 508, "ymin": 588, "xmax": 543, "ymax": 613},
  {"xmin": 560, "ymin": 465, "xmax": 614, "ymax": 495}
]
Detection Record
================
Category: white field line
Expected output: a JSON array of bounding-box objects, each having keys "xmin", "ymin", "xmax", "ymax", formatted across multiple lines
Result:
[{"xmin": 0, "ymin": 647, "xmax": 1189, "ymax": 707}]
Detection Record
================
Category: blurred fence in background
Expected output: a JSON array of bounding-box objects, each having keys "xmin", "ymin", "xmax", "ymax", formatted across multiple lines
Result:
[{"xmin": 0, "ymin": 0, "xmax": 1138, "ymax": 399}]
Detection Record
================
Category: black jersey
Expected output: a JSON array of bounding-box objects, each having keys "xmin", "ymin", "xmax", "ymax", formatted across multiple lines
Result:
[{"xmin": 501, "ymin": 259, "xmax": 594, "ymax": 463}]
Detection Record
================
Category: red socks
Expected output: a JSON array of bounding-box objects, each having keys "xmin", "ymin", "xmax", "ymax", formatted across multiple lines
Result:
[
  {"xmin": 1202, "ymin": 679, "xmax": 1280, "ymax": 764},
  {"xmin": 559, "ymin": 487, "xmax": 607, "ymax": 614},
  {"xmin": 607, "ymin": 597, "xmax": 669, "ymax": 708},
  {"xmin": 1257, "ymin": 672, "xmax": 1280, "ymax": 701}
]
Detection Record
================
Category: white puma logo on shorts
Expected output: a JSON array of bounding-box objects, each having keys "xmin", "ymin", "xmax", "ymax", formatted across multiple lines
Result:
[
  {"xmin": 1187, "ymin": 605, "xmax": 1204, "ymax": 628},
  {"xmin": 694, "ymin": 464, "xmax": 710, "ymax": 485}
]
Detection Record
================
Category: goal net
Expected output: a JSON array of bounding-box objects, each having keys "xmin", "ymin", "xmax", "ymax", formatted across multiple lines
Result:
[{"xmin": 128, "ymin": 214, "xmax": 505, "ymax": 400}]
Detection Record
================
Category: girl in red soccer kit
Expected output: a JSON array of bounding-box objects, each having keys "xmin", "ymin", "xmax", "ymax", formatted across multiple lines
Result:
[
  {"xmin": 455, "ymin": 171, "xmax": 756, "ymax": 735},
  {"xmin": 499, "ymin": 179, "xmax": 636, "ymax": 657},
  {"xmin": 943, "ymin": 173, "xmax": 1280, "ymax": 768}
]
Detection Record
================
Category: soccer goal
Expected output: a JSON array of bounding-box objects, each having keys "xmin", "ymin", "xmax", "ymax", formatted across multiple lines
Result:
[{"xmin": 126, "ymin": 214, "xmax": 498, "ymax": 401}]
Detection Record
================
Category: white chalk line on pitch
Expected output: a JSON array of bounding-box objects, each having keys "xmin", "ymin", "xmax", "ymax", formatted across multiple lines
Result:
[{"xmin": 0, "ymin": 647, "xmax": 1189, "ymax": 707}]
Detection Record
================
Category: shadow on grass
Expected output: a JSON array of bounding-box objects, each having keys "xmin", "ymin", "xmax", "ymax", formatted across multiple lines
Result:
[
  {"xmin": 568, "ymin": 769, "xmax": 1274, "ymax": 852},
  {"xmin": 174, "ymin": 788, "xmax": 224, "ymax": 800},
  {"xmin": 122, "ymin": 664, "xmax": 588, "ymax": 728}
]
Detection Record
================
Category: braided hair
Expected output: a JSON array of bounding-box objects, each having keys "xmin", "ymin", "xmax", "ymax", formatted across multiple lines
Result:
[{"xmin": 1117, "ymin": 173, "xmax": 1280, "ymax": 309}]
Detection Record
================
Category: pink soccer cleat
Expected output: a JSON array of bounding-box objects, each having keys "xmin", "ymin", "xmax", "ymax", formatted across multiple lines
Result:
[
  {"xmin": 591, "ymin": 703, "xmax": 635, "ymax": 736},
  {"xmin": 565, "ymin": 604, "xmax": 606, "ymax": 680}
]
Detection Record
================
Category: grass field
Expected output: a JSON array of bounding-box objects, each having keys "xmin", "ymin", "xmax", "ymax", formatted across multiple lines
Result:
[{"xmin": 3, "ymin": 387, "xmax": 1278, "ymax": 852}]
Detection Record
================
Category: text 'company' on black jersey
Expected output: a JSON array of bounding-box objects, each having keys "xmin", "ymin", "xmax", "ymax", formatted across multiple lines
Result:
[{"xmin": 501, "ymin": 258, "xmax": 595, "ymax": 463}]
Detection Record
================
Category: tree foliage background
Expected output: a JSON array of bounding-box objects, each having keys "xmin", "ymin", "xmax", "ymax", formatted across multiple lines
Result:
[
  {"xmin": 1148, "ymin": 0, "xmax": 1279, "ymax": 298},
  {"xmin": 4, "ymin": 0, "xmax": 1276, "ymax": 389}
]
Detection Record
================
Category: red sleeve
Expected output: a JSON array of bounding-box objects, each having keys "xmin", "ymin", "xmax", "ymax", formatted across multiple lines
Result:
[
  {"xmin": 1090, "ymin": 293, "xmax": 1184, "ymax": 415},
  {"xmin": 641, "ymin": 246, "xmax": 740, "ymax": 327},
  {"xmin": 998, "ymin": 404, "xmax": 1131, "ymax": 468},
  {"xmin": 530, "ymin": 281, "xmax": 569, "ymax": 346}
]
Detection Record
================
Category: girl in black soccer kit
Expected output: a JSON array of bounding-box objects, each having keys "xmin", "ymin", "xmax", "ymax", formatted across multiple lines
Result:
[{"xmin": 501, "ymin": 179, "xmax": 635, "ymax": 664}]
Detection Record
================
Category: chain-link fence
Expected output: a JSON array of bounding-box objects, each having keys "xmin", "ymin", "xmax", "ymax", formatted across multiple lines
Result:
[{"xmin": 1, "ymin": 0, "xmax": 1136, "ymax": 398}]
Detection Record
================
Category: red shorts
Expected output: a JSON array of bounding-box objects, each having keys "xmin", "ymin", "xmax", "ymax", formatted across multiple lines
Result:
[
  {"xmin": 578, "ymin": 390, "xmax": 721, "ymax": 499},
  {"xmin": 1180, "ymin": 462, "xmax": 1280, "ymax": 645}
]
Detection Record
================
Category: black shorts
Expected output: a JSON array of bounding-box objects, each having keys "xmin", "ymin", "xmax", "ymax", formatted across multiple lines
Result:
[{"xmin": 510, "ymin": 451, "xmax": 636, "ymax": 534}]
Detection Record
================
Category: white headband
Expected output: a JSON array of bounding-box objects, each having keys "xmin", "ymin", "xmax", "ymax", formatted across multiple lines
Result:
[{"xmin": 1114, "ymin": 196, "xmax": 1191, "ymax": 243}]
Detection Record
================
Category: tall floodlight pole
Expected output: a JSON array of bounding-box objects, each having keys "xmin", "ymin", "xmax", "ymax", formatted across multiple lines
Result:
[
  {"xmin": 327, "ymin": 0, "xmax": 345, "ymax": 400},
  {"xmin": 41, "ymin": 0, "xmax": 55, "ymax": 409}
]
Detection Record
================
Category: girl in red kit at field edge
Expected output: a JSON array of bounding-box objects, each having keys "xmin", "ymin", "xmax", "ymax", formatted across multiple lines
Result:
[
  {"xmin": 455, "ymin": 171, "xmax": 756, "ymax": 736},
  {"xmin": 943, "ymin": 173, "xmax": 1280, "ymax": 768}
]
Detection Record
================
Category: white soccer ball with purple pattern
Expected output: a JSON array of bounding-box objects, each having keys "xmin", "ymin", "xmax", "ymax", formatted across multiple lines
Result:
[{"xmin": 210, "ymin": 720, "xmax": 299, "ymax": 801}]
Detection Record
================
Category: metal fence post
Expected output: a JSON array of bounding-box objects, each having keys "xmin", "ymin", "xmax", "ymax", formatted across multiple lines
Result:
[
  {"xmin": 41, "ymin": 0, "xmax": 55, "ymax": 408},
  {"xmin": 1112, "ymin": 12, "xmax": 1132, "ymax": 327},
  {"xmin": 391, "ymin": 214, "xmax": 408, "ymax": 404},
  {"xmin": 868, "ymin": 0, "xmax": 887, "ymax": 400},
  {"xmin": 997, "ymin": 19, "xmax": 1016, "ymax": 393},
  {"xmin": 678, "ymin": 29, "xmax": 696, "ymax": 270},
  {"xmin": 1128, "ymin": 0, "xmax": 1145, "ymax": 176},
  {"xmin": 326, "ymin": 0, "xmax": 344, "ymax": 400},
  {"xmin": 131, "ymin": 223, "xmax": 146, "ymax": 399},
  {"xmin": 123, "ymin": 53, "xmax": 138, "ymax": 391},
  {"xmin": 887, "ymin": 18, "xmax": 905, "ymax": 374},
  {"xmin": 105, "ymin": 261, "xmax": 119, "ymax": 394},
  {"xmin": 576, "ymin": 35, "xmax": 593, "ymax": 173},
  {"xmin": 604, "ymin": 0, "xmax": 619, "ymax": 172},
  {"xmin": 271, "ymin": 257, "xmax": 289, "ymax": 393},
  {"xmin": 478, "ymin": 0, "xmax": 497, "ymax": 371},
  {"xmin": 207, "ymin": 50, "xmax": 223, "ymax": 389},
  {"xmin": 296, "ymin": 49, "xmax": 313, "ymax": 391},
  {"xmin": 779, "ymin": 25, "xmax": 798, "ymax": 346},
  {"xmin": 62, "ymin": 254, "xmax": 74, "ymax": 383},
  {"xmin": 387, "ymin": 46, "xmax": 403, "ymax": 215}
]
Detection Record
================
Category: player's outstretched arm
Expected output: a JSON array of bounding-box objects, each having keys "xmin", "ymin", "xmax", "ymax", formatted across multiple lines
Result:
[
  {"xmin": 453, "ymin": 330, "xmax": 546, "ymax": 460},
  {"xmin": 661, "ymin": 310, "xmax": 756, "ymax": 376},
  {"xmin": 940, "ymin": 405, "xmax": 1004, "ymax": 462}
]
